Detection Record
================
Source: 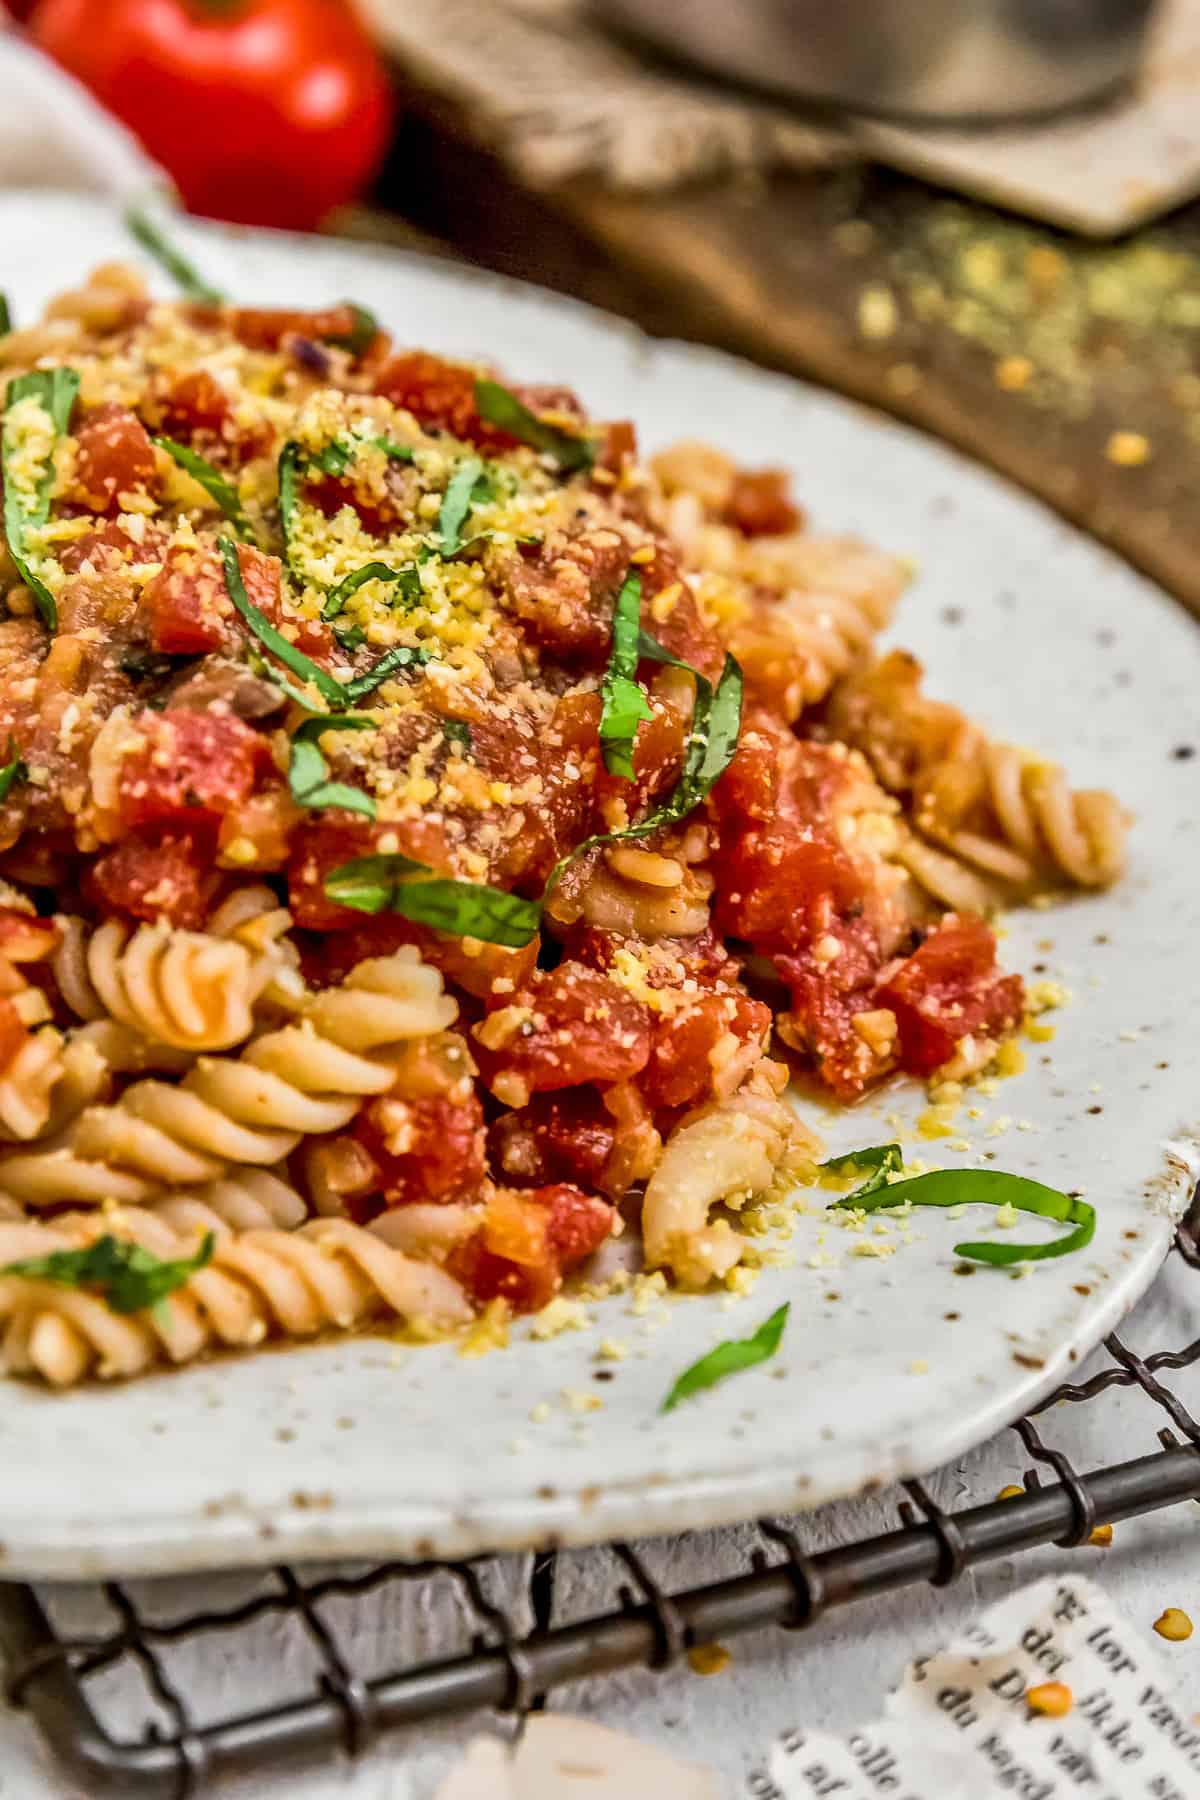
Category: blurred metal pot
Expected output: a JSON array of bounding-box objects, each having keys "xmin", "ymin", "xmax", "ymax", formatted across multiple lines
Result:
[{"xmin": 592, "ymin": 0, "xmax": 1160, "ymax": 124}]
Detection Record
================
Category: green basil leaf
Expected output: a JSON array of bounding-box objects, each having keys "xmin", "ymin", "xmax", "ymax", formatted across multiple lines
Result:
[
  {"xmin": 308, "ymin": 435, "xmax": 414, "ymax": 478},
  {"xmin": 830, "ymin": 1167, "xmax": 1095, "ymax": 1266},
  {"xmin": 125, "ymin": 208, "xmax": 225, "ymax": 304},
  {"xmin": 342, "ymin": 643, "xmax": 432, "ymax": 702},
  {"xmin": 2, "ymin": 1230, "xmax": 215, "ymax": 1316},
  {"xmin": 288, "ymin": 714, "xmax": 376, "ymax": 818},
  {"xmin": 822, "ymin": 1143, "xmax": 903, "ymax": 1204},
  {"xmin": 473, "ymin": 378, "xmax": 595, "ymax": 474},
  {"xmin": 277, "ymin": 440, "xmax": 304, "ymax": 584},
  {"xmin": 322, "ymin": 561, "xmax": 423, "ymax": 622},
  {"xmin": 3, "ymin": 367, "xmax": 80, "ymax": 629},
  {"xmin": 0, "ymin": 296, "xmax": 11, "ymax": 336},
  {"xmin": 662, "ymin": 1303, "xmax": 790, "ymax": 1413},
  {"xmin": 321, "ymin": 303, "xmax": 379, "ymax": 357},
  {"xmin": 156, "ymin": 437, "xmax": 258, "ymax": 545},
  {"xmin": 218, "ymin": 535, "xmax": 345, "ymax": 707},
  {"xmin": 544, "ymin": 650, "xmax": 743, "ymax": 898},
  {"xmin": 438, "ymin": 455, "xmax": 488, "ymax": 556},
  {"xmin": 599, "ymin": 570, "xmax": 653, "ymax": 780},
  {"xmin": 442, "ymin": 719, "xmax": 472, "ymax": 750},
  {"xmin": 333, "ymin": 620, "xmax": 367, "ymax": 652},
  {"xmin": 0, "ymin": 740, "xmax": 27, "ymax": 805},
  {"xmin": 324, "ymin": 852, "xmax": 541, "ymax": 949}
]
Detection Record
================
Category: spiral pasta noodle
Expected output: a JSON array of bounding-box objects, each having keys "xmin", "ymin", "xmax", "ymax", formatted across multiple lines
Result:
[
  {"xmin": 826, "ymin": 651, "xmax": 1128, "ymax": 894},
  {"xmin": 643, "ymin": 1067, "xmax": 817, "ymax": 1289},
  {"xmin": 0, "ymin": 1026, "xmax": 66, "ymax": 1142},
  {"xmin": 0, "ymin": 1206, "xmax": 471, "ymax": 1386},
  {"xmin": 0, "ymin": 948, "xmax": 458, "ymax": 1210}
]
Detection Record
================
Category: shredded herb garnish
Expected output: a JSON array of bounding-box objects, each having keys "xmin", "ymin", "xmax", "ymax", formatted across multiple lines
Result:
[
  {"xmin": 332, "ymin": 620, "xmax": 366, "ymax": 652},
  {"xmin": 437, "ymin": 455, "xmax": 488, "ymax": 556},
  {"xmin": 322, "ymin": 561, "xmax": 422, "ymax": 622},
  {"xmin": 288, "ymin": 715, "xmax": 377, "ymax": 818},
  {"xmin": 307, "ymin": 435, "xmax": 414, "ymax": 478},
  {"xmin": 342, "ymin": 644, "xmax": 432, "ymax": 703},
  {"xmin": 0, "ymin": 295, "xmax": 11, "ymax": 336},
  {"xmin": 599, "ymin": 569, "xmax": 653, "ymax": 779},
  {"xmin": 155, "ymin": 436, "xmax": 258, "ymax": 545},
  {"xmin": 1, "ymin": 1231, "xmax": 215, "ymax": 1316},
  {"xmin": 821, "ymin": 1143, "xmax": 903, "ymax": 1203},
  {"xmin": 321, "ymin": 625, "xmax": 742, "ymax": 946},
  {"xmin": 662, "ymin": 1303, "xmax": 790, "ymax": 1412},
  {"xmin": 2, "ymin": 367, "xmax": 80, "ymax": 629},
  {"xmin": 473, "ymin": 378, "xmax": 595, "ymax": 473},
  {"xmin": 0, "ymin": 739, "xmax": 27, "ymax": 805},
  {"xmin": 125, "ymin": 208, "xmax": 224, "ymax": 304},
  {"xmin": 827, "ymin": 1162, "xmax": 1095, "ymax": 1265},
  {"xmin": 324, "ymin": 853, "xmax": 542, "ymax": 949},
  {"xmin": 218, "ymin": 535, "xmax": 345, "ymax": 707},
  {"xmin": 442, "ymin": 719, "xmax": 472, "ymax": 750}
]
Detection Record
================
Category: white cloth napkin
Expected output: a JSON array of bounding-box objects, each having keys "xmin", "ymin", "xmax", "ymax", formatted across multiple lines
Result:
[{"xmin": 0, "ymin": 27, "xmax": 165, "ymax": 197}]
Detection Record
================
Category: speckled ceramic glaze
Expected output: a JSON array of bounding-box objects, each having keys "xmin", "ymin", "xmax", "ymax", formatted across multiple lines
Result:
[{"xmin": 0, "ymin": 198, "xmax": 1196, "ymax": 1579}]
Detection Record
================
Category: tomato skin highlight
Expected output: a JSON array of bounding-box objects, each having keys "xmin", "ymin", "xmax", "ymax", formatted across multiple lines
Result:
[
  {"xmin": 877, "ymin": 915, "xmax": 1025, "ymax": 1077},
  {"xmin": 32, "ymin": 0, "xmax": 394, "ymax": 230},
  {"xmin": 115, "ymin": 708, "xmax": 271, "ymax": 831}
]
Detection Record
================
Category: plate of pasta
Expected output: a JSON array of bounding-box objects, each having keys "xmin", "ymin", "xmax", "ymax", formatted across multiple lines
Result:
[{"xmin": 0, "ymin": 196, "xmax": 1196, "ymax": 1577}]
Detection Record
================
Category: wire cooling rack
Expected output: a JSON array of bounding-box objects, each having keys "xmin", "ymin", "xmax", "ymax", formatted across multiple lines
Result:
[{"xmin": 3, "ymin": 1185, "xmax": 1200, "ymax": 1799}]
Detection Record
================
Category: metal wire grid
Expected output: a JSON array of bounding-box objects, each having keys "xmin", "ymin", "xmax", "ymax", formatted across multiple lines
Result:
[{"xmin": 3, "ymin": 1189, "xmax": 1200, "ymax": 1799}]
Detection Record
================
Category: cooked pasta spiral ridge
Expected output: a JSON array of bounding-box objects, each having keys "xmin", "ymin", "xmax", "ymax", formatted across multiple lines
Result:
[
  {"xmin": 643, "ymin": 1065, "xmax": 818, "ymax": 1289},
  {"xmin": 0, "ymin": 1206, "xmax": 471, "ymax": 1386},
  {"xmin": 0, "ymin": 1027, "xmax": 66, "ymax": 1142},
  {"xmin": 0, "ymin": 948, "xmax": 458, "ymax": 1210},
  {"xmin": 826, "ymin": 651, "xmax": 1128, "ymax": 893}
]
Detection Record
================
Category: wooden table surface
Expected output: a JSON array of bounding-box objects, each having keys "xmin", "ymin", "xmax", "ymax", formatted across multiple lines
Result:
[{"xmin": 361, "ymin": 110, "xmax": 1200, "ymax": 621}]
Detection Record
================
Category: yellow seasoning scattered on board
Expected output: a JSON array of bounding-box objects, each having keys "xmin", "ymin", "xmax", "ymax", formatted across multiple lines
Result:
[
  {"xmin": 1154, "ymin": 1607, "xmax": 1194, "ymax": 1642},
  {"xmin": 1026, "ymin": 1682, "xmax": 1073, "ymax": 1718}
]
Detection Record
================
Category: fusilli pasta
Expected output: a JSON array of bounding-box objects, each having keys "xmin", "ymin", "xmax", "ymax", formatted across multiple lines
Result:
[
  {"xmin": 0, "ymin": 1206, "xmax": 470, "ymax": 1386},
  {"xmin": 826, "ymin": 651, "xmax": 1128, "ymax": 894},
  {"xmin": 0, "ymin": 948, "xmax": 457, "ymax": 1210}
]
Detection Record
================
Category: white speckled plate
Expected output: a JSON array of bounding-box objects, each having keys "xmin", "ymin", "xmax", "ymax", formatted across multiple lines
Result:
[{"xmin": 0, "ymin": 197, "xmax": 1197, "ymax": 1579}]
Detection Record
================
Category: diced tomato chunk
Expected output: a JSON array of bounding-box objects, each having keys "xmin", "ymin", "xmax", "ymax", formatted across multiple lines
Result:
[
  {"xmin": 448, "ymin": 1183, "xmax": 614, "ymax": 1313},
  {"xmin": 715, "ymin": 830, "xmax": 861, "ymax": 955},
  {"xmin": 228, "ymin": 305, "xmax": 380, "ymax": 354},
  {"xmin": 774, "ymin": 915, "xmax": 887, "ymax": 1101},
  {"xmin": 876, "ymin": 915, "xmax": 1024, "ymax": 1077},
  {"xmin": 155, "ymin": 370, "xmax": 230, "ymax": 438},
  {"xmin": 116, "ymin": 709, "xmax": 270, "ymax": 831},
  {"xmin": 86, "ymin": 832, "xmax": 219, "ymax": 928},
  {"xmin": 597, "ymin": 418, "xmax": 637, "ymax": 474},
  {"xmin": 0, "ymin": 908, "xmax": 59, "ymax": 965},
  {"xmin": 375, "ymin": 351, "xmax": 510, "ymax": 449},
  {"xmin": 141, "ymin": 546, "xmax": 233, "ymax": 654},
  {"xmin": 473, "ymin": 963, "xmax": 652, "ymax": 1097},
  {"xmin": 725, "ymin": 469, "xmax": 801, "ymax": 537},
  {"xmin": 352, "ymin": 1092, "xmax": 487, "ymax": 1208},
  {"xmin": 641, "ymin": 992, "xmax": 771, "ymax": 1112},
  {"xmin": 0, "ymin": 996, "xmax": 27, "ymax": 1075},
  {"xmin": 489, "ymin": 1090, "xmax": 617, "ymax": 1190},
  {"xmin": 75, "ymin": 405, "xmax": 158, "ymax": 512}
]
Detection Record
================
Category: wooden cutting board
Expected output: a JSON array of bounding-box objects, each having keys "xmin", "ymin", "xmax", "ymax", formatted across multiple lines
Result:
[{"xmin": 358, "ymin": 118, "xmax": 1200, "ymax": 620}]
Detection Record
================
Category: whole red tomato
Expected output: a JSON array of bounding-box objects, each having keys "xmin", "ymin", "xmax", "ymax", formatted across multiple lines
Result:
[{"xmin": 31, "ymin": 0, "xmax": 394, "ymax": 230}]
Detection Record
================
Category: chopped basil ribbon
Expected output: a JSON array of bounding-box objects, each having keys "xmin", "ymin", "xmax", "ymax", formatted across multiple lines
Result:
[
  {"xmin": 155, "ymin": 436, "xmax": 258, "ymax": 545},
  {"xmin": 662, "ymin": 1303, "xmax": 790, "ymax": 1412},
  {"xmin": 333, "ymin": 620, "xmax": 366, "ymax": 652},
  {"xmin": 438, "ymin": 456, "xmax": 488, "ymax": 556},
  {"xmin": 288, "ymin": 715, "xmax": 377, "ymax": 819},
  {"xmin": 308, "ymin": 436, "xmax": 414, "ymax": 478},
  {"xmin": 821, "ymin": 1142, "xmax": 903, "ymax": 1203},
  {"xmin": 599, "ymin": 570, "xmax": 653, "ymax": 779},
  {"xmin": 322, "ymin": 304, "xmax": 379, "ymax": 358},
  {"xmin": 442, "ymin": 719, "xmax": 472, "ymax": 749},
  {"xmin": 473, "ymin": 378, "xmax": 595, "ymax": 474},
  {"xmin": 321, "ymin": 634, "xmax": 743, "ymax": 947},
  {"xmin": 126, "ymin": 208, "xmax": 225, "ymax": 304},
  {"xmin": 324, "ymin": 853, "xmax": 542, "ymax": 950},
  {"xmin": 0, "ymin": 740, "xmax": 27, "ymax": 805},
  {"xmin": 1, "ymin": 1230, "xmax": 215, "ymax": 1316},
  {"xmin": 277, "ymin": 440, "xmax": 304, "ymax": 584},
  {"xmin": 828, "ymin": 1164, "xmax": 1095, "ymax": 1265},
  {"xmin": 217, "ymin": 535, "xmax": 345, "ymax": 707},
  {"xmin": 2, "ymin": 367, "xmax": 80, "ymax": 629},
  {"xmin": 540, "ymin": 647, "xmax": 743, "ymax": 900},
  {"xmin": 322, "ymin": 562, "xmax": 422, "ymax": 622},
  {"xmin": 342, "ymin": 645, "xmax": 432, "ymax": 703},
  {"xmin": 0, "ymin": 295, "xmax": 11, "ymax": 336}
]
